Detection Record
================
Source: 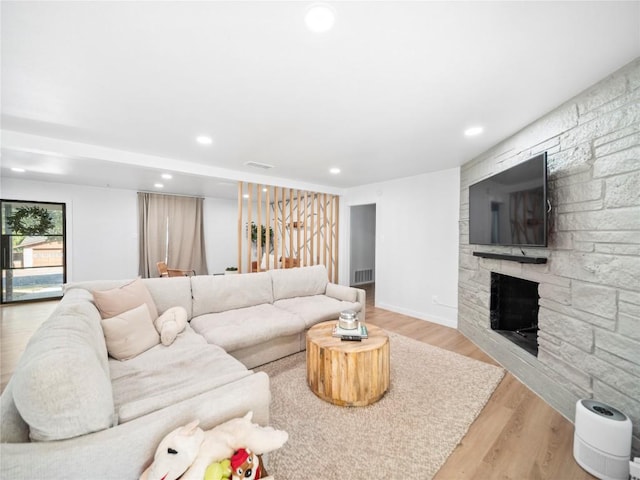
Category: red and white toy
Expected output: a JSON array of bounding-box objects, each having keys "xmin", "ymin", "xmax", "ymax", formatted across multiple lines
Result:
[
  {"xmin": 230, "ymin": 448, "xmax": 265, "ymax": 480},
  {"xmin": 140, "ymin": 412, "xmax": 286, "ymax": 480}
]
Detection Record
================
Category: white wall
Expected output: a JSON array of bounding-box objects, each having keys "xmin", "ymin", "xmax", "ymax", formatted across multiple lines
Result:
[
  {"xmin": 3, "ymin": 169, "xmax": 460, "ymax": 326},
  {"xmin": 203, "ymin": 197, "xmax": 238, "ymax": 274},
  {"xmin": 342, "ymin": 167, "xmax": 460, "ymax": 328},
  {"xmin": 2, "ymin": 178, "xmax": 240, "ymax": 280},
  {"xmin": 1, "ymin": 178, "xmax": 139, "ymax": 281}
]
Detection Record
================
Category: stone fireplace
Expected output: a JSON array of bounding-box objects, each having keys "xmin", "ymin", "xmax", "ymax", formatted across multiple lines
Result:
[
  {"xmin": 490, "ymin": 273, "xmax": 539, "ymax": 357},
  {"xmin": 457, "ymin": 59, "xmax": 640, "ymax": 456}
]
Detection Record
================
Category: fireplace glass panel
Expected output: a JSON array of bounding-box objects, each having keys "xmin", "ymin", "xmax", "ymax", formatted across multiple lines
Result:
[{"xmin": 490, "ymin": 272, "xmax": 539, "ymax": 357}]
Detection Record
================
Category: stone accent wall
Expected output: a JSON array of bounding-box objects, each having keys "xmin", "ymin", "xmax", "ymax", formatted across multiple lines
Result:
[{"xmin": 458, "ymin": 58, "xmax": 640, "ymax": 455}]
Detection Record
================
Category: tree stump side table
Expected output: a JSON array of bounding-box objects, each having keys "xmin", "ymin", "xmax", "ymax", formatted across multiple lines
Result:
[{"xmin": 306, "ymin": 321, "xmax": 390, "ymax": 407}]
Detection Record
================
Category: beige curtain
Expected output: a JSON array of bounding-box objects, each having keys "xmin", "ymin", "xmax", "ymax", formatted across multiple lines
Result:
[{"xmin": 138, "ymin": 193, "xmax": 208, "ymax": 278}]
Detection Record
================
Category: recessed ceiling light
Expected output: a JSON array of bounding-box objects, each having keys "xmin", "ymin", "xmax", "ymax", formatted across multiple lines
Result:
[
  {"xmin": 262, "ymin": 187, "xmax": 268, "ymax": 192},
  {"xmin": 242, "ymin": 193, "xmax": 250, "ymax": 199},
  {"xmin": 329, "ymin": 167, "xmax": 341, "ymax": 174},
  {"xmin": 305, "ymin": 4, "xmax": 336, "ymax": 33},
  {"xmin": 196, "ymin": 135, "xmax": 213, "ymax": 145},
  {"xmin": 161, "ymin": 173, "xmax": 173, "ymax": 180},
  {"xmin": 464, "ymin": 126, "xmax": 484, "ymax": 136},
  {"xmin": 11, "ymin": 167, "xmax": 26, "ymax": 173},
  {"xmin": 154, "ymin": 183, "xmax": 164, "ymax": 188}
]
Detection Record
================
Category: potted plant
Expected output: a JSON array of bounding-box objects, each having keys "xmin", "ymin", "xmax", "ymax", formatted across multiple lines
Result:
[
  {"xmin": 249, "ymin": 222, "xmax": 274, "ymax": 248},
  {"xmin": 225, "ymin": 266, "xmax": 238, "ymax": 275}
]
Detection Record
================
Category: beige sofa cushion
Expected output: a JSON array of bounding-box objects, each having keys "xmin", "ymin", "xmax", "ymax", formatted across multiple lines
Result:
[
  {"xmin": 325, "ymin": 282, "xmax": 358, "ymax": 303},
  {"xmin": 0, "ymin": 380, "xmax": 30, "ymax": 443},
  {"xmin": 101, "ymin": 304, "xmax": 160, "ymax": 361},
  {"xmin": 269, "ymin": 265, "xmax": 328, "ymax": 301},
  {"xmin": 191, "ymin": 272, "xmax": 273, "ymax": 317},
  {"xmin": 11, "ymin": 302, "xmax": 115, "ymax": 442},
  {"xmin": 109, "ymin": 326, "xmax": 251, "ymax": 423},
  {"xmin": 92, "ymin": 278, "xmax": 159, "ymax": 321},
  {"xmin": 190, "ymin": 303, "xmax": 305, "ymax": 352},
  {"xmin": 142, "ymin": 277, "xmax": 194, "ymax": 319},
  {"xmin": 66, "ymin": 277, "xmax": 193, "ymax": 319},
  {"xmin": 274, "ymin": 295, "xmax": 362, "ymax": 328}
]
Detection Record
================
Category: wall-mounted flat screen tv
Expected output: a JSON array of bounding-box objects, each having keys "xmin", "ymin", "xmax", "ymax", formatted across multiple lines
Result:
[{"xmin": 469, "ymin": 153, "xmax": 548, "ymax": 247}]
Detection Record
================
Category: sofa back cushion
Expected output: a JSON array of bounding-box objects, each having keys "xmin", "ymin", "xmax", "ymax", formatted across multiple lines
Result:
[
  {"xmin": 66, "ymin": 277, "xmax": 193, "ymax": 319},
  {"xmin": 11, "ymin": 300, "xmax": 115, "ymax": 442},
  {"xmin": 142, "ymin": 277, "xmax": 193, "ymax": 319},
  {"xmin": 191, "ymin": 272, "xmax": 274, "ymax": 317},
  {"xmin": 270, "ymin": 265, "xmax": 329, "ymax": 301}
]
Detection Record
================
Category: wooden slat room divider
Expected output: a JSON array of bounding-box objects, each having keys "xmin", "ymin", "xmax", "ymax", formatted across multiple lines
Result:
[{"xmin": 236, "ymin": 182, "xmax": 339, "ymax": 283}]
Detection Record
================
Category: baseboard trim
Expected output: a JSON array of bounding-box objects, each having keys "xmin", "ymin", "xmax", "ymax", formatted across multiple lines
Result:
[{"xmin": 375, "ymin": 302, "xmax": 458, "ymax": 329}]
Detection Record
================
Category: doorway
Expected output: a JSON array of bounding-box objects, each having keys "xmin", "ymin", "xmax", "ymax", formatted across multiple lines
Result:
[
  {"xmin": 349, "ymin": 204, "xmax": 376, "ymax": 304},
  {"xmin": 1, "ymin": 200, "xmax": 66, "ymax": 304}
]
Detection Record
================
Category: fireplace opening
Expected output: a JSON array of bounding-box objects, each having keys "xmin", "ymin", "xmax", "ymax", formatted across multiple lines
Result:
[{"xmin": 490, "ymin": 272, "xmax": 539, "ymax": 357}]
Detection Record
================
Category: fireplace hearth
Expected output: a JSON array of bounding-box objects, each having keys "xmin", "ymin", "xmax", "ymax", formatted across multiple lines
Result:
[{"xmin": 490, "ymin": 272, "xmax": 539, "ymax": 356}]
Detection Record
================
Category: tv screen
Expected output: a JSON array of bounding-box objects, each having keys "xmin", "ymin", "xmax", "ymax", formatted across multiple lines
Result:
[{"xmin": 469, "ymin": 153, "xmax": 548, "ymax": 247}]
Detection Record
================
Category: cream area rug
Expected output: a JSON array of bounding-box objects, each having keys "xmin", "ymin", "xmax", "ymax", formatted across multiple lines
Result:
[{"xmin": 256, "ymin": 332, "xmax": 505, "ymax": 479}]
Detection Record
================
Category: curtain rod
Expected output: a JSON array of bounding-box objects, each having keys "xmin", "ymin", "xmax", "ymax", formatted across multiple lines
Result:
[{"xmin": 137, "ymin": 191, "xmax": 205, "ymax": 199}]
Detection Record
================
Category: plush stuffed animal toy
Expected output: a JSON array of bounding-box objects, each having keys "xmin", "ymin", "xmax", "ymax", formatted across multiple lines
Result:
[
  {"xmin": 230, "ymin": 448, "xmax": 266, "ymax": 480},
  {"xmin": 139, "ymin": 412, "xmax": 287, "ymax": 480},
  {"xmin": 204, "ymin": 459, "xmax": 231, "ymax": 480},
  {"xmin": 153, "ymin": 306, "xmax": 188, "ymax": 346}
]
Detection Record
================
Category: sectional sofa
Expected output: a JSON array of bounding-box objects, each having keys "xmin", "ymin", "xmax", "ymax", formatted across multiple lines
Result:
[{"xmin": 0, "ymin": 265, "xmax": 365, "ymax": 479}]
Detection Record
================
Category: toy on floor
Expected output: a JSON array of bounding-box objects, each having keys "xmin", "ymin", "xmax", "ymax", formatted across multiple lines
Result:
[
  {"xmin": 230, "ymin": 448, "xmax": 266, "ymax": 480},
  {"xmin": 204, "ymin": 459, "xmax": 231, "ymax": 480},
  {"xmin": 139, "ymin": 412, "xmax": 287, "ymax": 480},
  {"xmin": 153, "ymin": 306, "xmax": 188, "ymax": 345}
]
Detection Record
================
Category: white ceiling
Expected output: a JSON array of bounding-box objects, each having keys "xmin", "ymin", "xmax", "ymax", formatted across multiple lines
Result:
[{"xmin": 2, "ymin": 1, "xmax": 639, "ymax": 198}]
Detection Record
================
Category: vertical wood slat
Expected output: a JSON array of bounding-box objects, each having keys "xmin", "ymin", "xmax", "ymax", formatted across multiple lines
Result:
[
  {"xmin": 273, "ymin": 187, "xmax": 279, "ymax": 269},
  {"xmin": 289, "ymin": 188, "xmax": 294, "ymax": 260},
  {"xmin": 246, "ymin": 183, "xmax": 253, "ymax": 273},
  {"xmin": 265, "ymin": 186, "xmax": 271, "ymax": 270},
  {"xmin": 280, "ymin": 187, "xmax": 285, "ymax": 266},
  {"xmin": 257, "ymin": 185, "xmax": 262, "ymax": 272},
  {"xmin": 334, "ymin": 196, "xmax": 340, "ymax": 283},
  {"xmin": 303, "ymin": 191, "xmax": 308, "ymax": 267},
  {"xmin": 237, "ymin": 182, "xmax": 339, "ymax": 278},
  {"xmin": 322, "ymin": 193, "xmax": 328, "ymax": 267},
  {"xmin": 297, "ymin": 190, "xmax": 301, "ymax": 265},
  {"xmin": 327, "ymin": 195, "xmax": 334, "ymax": 281},
  {"xmin": 237, "ymin": 182, "xmax": 243, "ymax": 272},
  {"xmin": 316, "ymin": 193, "xmax": 321, "ymax": 265},
  {"xmin": 309, "ymin": 193, "xmax": 315, "ymax": 265}
]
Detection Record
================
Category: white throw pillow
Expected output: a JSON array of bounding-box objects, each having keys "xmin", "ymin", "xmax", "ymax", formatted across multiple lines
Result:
[{"xmin": 101, "ymin": 304, "xmax": 160, "ymax": 361}]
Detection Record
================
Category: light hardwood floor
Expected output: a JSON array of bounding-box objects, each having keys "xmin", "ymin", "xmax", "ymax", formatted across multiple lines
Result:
[{"xmin": 0, "ymin": 286, "xmax": 594, "ymax": 479}]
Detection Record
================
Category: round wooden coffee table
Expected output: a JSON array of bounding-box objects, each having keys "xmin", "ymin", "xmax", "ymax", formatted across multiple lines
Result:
[{"xmin": 306, "ymin": 321, "xmax": 390, "ymax": 407}]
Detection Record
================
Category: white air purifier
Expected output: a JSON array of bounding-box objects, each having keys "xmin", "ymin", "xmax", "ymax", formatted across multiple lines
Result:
[{"xmin": 573, "ymin": 399, "xmax": 632, "ymax": 480}]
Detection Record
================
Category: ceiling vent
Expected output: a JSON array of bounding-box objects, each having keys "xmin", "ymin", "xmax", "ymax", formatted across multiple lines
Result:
[{"xmin": 245, "ymin": 161, "xmax": 274, "ymax": 170}]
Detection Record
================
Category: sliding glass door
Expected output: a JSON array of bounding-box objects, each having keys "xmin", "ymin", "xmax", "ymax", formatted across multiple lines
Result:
[{"xmin": 1, "ymin": 200, "xmax": 66, "ymax": 304}]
